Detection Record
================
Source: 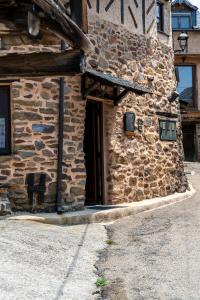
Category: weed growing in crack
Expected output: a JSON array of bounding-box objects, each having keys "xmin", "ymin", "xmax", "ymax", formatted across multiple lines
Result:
[
  {"xmin": 105, "ymin": 239, "xmax": 114, "ymax": 245},
  {"xmin": 95, "ymin": 278, "xmax": 109, "ymax": 287}
]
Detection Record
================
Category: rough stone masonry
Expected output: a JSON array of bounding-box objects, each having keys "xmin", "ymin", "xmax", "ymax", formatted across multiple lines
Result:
[
  {"xmin": 85, "ymin": 13, "xmax": 188, "ymax": 205},
  {"xmin": 0, "ymin": 0, "xmax": 188, "ymax": 213},
  {"xmin": 2, "ymin": 75, "xmax": 86, "ymax": 212}
]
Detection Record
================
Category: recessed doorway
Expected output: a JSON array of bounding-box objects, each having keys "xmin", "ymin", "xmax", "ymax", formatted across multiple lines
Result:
[
  {"xmin": 84, "ymin": 100, "xmax": 104, "ymax": 206},
  {"xmin": 182, "ymin": 124, "xmax": 196, "ymax": 162}
]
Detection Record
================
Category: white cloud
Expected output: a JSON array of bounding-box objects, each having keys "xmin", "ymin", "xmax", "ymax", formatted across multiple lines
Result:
[{"xmin": 190, "ymin": 0, "xmax": 200, "ymax": 9}]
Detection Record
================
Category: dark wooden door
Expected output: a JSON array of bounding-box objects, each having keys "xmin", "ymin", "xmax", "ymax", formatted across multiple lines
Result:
[
  {"xmin": 182, "ymin": 125, "xmax": 196, "ymax": 162},
  {"xmin": 84, "ymin": 101, "xmax": 104, "ymax": 205}
]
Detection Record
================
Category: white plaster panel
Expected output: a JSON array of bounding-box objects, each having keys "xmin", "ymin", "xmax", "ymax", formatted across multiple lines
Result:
[
  {"xmin": 145, "ymin": 0, "xmax": 157, "ymax": 36},
  {"xmin": 88, "ymin": 0, "xmax": 171, "ymax": 44},
  {"xmin": 88, "ymin": 0, "xmax": 146, "ymax": 35}
]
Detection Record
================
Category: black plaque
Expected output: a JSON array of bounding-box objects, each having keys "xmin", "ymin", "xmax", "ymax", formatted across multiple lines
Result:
[{"xmin": 124, "ymin": 112, "xmax": 135, "ymax": 134}]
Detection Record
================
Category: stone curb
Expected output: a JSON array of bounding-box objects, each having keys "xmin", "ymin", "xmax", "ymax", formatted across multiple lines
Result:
[{"xmin": 8, "ymin": 184, "xmax": 196, "ymax": 226}]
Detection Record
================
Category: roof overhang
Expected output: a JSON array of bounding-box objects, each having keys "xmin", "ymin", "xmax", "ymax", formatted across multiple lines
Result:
[
  {"xmin": 82, "ymin": 69, "xmax": 152, "ymax": 106},
  {"xmin": 0, "ymin": 49, "xmax": 85, "ymax": 79},
  {"xmin": 0, "ymin": 0, "xmax": 91, "ymax": 52},
  {"xmin": 172, "ymin": 0, "xmax": 198, "ymax": 10}
]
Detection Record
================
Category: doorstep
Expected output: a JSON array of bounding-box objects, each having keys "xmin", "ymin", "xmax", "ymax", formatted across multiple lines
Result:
[{"xmin": 9, "ymin": 185, "xmax": 195, "ymax": 226}]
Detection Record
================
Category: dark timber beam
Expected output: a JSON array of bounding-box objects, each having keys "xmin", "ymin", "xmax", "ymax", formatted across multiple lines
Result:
[
  {"xmin": 117, "ymin": 89, "xmax": 129, "ymax": 101},
  {"xmin": 0, "ymin": 50, "xmax": 85, "ymax": 78},
  {"xmin": 70, "ymin": 0, "xmax": 88, "ymax": 33},
  {"xmin": 142, "ymin": 0, "xmax": 146, "ymax": 34}
]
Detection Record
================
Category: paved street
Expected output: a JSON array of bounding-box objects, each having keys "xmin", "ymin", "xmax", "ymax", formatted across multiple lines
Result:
[
  {"xmin": 0, "ymin": 220, "xmax": 106, "ymax": 300},
  {"xmin": 97, "ymin": 163, "xmax": 200, "ymax": 300},
  {"xmin": 0, "ymin": 163, "xmax": 199, "ymax": 300}
]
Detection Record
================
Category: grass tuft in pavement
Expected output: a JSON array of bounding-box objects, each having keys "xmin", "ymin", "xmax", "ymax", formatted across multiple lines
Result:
[
  {"xmin": 96, "ymin": 278, "xmax": 109, "ymax": 287},
  {"xmin": 105, "ymin": 239, "xmax": 114, "ymax": 245}
]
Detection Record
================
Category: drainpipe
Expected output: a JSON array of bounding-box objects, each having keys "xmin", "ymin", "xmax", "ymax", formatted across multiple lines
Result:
[{"xmin": 56, "ymin": 40, "xmax": 65, "ymax": 214}]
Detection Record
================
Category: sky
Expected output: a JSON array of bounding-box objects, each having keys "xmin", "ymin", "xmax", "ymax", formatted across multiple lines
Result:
[{"xmin": 190, "ymin": 0, "xmax": 200, "ymax": 9}]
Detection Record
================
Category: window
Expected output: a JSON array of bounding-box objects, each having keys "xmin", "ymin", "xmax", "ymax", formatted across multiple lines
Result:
[
  {"xmin": 0, "ymin": 86, "xmax": 11, "ymax": 155},
  {"xmin": 157, "ymin": 1, "xmax": 164, "ymax": 32},
  {"xmin": 172, "ymin": 14, "xmax": 192, "ymax": 29},
  {"xmin": 159, "ymin": 120, "xmax": 177, "ymax": 141},
  {"xmin": 176, "ymin": 66, "xmax": 195, "ymax": 106}
]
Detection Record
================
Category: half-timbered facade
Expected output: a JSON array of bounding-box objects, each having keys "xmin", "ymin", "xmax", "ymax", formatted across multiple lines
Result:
[{"xmin": 0, "ymin": 0, "xmax": 187, "ymax": 214}]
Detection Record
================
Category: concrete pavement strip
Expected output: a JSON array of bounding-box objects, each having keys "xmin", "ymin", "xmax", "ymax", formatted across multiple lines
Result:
[{"xmin": 8, "ymin": 184, "xmax": 195, "ymax": 226}]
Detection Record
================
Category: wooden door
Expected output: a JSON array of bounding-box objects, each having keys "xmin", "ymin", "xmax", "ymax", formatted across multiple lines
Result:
[{"xmin": 84, "ymin": 100, "xmax": 104, "ymax": 205}]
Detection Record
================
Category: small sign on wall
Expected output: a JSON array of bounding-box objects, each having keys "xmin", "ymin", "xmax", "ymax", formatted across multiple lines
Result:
[
  {"xmin": 138, "ymin": 119, "xmax": 143, "ymax": 132},
  {"xmin": 124, "ymin": 112, "xmax": 135, "ymax": 135},
  {"xmin": 159, "ymin": 120, "xmax": 177, "ymax": 141}
]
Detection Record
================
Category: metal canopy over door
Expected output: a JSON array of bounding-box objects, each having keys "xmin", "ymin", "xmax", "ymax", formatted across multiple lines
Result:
[{"xmin": 84, "ymin": 100, "xmax": 104, "ymax": 205}]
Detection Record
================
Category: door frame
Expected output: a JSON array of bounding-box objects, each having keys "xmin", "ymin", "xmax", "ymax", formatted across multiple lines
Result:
[
  {"xmin": 85, "ymin": 97, "xmax": 106, "ymax": 205},
  {"xmin": 182, "ymin": 123, "xmax": 197, "ymax": 161}
]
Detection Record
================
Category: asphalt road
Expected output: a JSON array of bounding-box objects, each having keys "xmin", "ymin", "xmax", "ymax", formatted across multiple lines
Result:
[
  {"xmin": 0, "ymin": 220, "xmax": 106, "ymax": 300},
  {"xmin": 97, "ymin": 163, "xmax": 200, "ymax": 300}
]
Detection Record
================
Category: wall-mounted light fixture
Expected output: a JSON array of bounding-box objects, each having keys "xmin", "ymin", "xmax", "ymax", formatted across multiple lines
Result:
[
  {"xmin": 28, "ymin": 5, "xmax": 41, "ymax": 37},
  {"xmin": 168, "ymin": 91, "xmax": 179, "ymax": 103},
  {"xmin": 177, "ymin": 32, "xmax": 189, "ymax": 53}
]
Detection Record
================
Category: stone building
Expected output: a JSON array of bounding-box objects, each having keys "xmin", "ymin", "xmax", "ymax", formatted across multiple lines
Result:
[
  {"xmin": 172, "ymin": 0, "xmax": 200, "ymax": 161},
  {"xmin": 0, "ymin": 0, "xmax": 187, "ymax": 215}
]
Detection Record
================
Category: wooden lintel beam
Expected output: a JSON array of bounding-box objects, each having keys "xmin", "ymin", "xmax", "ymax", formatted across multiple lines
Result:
[
  {"xmin": 0, "ymin": 50, "xmax": 85, "ymax": 78},
  {"xmin": 156, "ymin": 111, "xmax": 178, "ymax": 118},
  {"xmin": 86, "ymin": 95, "xmax": 114, "ymax": 106},
  {"xmin": 87, "ymin": 94, "xmax": 116, "ymax": 103}
]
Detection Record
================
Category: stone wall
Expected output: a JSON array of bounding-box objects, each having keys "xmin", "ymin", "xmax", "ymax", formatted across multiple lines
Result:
[
  {"xmin": 86, "ymin": 15, "xmax": 188, "ymax": 204},
  {"xmin": 0, "ymin": 76, "xmax": 86, "ymax": 212},
  {"xmin": 0, "ymin": 7, "xmax": 188, "ymax": 213},
  {"xmin": 0, "ymin": 187, "xmax": 12, "ymax": 215},
  {"xmin": 88, "ymin": 0, "xmax": 172, "ymax": 46}
]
